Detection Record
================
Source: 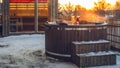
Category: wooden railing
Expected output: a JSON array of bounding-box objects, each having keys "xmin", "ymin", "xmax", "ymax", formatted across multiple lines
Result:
[{"xmin": 107, "ymin": 24, "xmax": 120, "ymax": 50}]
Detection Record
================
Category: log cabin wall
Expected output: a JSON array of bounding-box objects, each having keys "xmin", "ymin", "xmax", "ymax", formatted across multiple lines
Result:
[
  {"xmin": 9, "ymin": 0, "xmax": 49, "ymax": 34},
  {"xmin": 0, "ymin": 0, "xmax": 59, "ymax": 36},
  {"xmin": 0, "ymin": 0, "xmax": 58, "ymax": 36}
]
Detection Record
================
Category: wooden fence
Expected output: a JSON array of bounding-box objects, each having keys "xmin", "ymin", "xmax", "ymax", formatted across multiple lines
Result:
[{"xmin": 107, "ymin": 24, "xmax": 120, "ymax": 50}]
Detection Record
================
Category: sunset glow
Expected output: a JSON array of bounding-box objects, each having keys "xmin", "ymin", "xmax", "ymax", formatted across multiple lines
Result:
[
  {"xmin": 0, "ymin": 0, "xmax": 2, "ymax": 3},
  {"xmin": 106, "ymin": 0, "xmax": 117, "ymax": 5},
  {"xmin": 59, "ymin": 0, "xmax": 117, "ymax": 9}
]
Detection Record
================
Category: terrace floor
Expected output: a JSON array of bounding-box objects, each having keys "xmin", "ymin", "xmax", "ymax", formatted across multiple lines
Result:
[{"xmin": 0, "ymin": 34, "xmax": 120, "ymax": 68}]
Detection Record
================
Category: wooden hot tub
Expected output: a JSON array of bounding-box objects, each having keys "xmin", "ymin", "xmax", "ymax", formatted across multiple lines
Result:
[{"xmin": 44, "ymin": 23, "xmax": 107, "ymax": 59}]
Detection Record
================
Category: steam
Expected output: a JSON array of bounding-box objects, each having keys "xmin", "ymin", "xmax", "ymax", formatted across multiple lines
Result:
[{"xmin": 78, "ymin": 11, "xmax": 107, "ymax": 23}]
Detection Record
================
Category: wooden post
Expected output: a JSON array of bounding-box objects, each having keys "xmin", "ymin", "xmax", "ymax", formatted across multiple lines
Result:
[
  {"xmin": 2, "ymin": 0, "xmax": 9, "ymax": 36},
  {"xmin": 34, "ymin": 0, "xmax": 38, "ymax": 33},
  {"xmin": 48, "ymin": 0, "xmax": 58, "ymax": 21}
]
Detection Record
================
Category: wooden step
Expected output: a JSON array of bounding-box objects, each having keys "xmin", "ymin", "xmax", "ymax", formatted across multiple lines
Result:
[
  {"xmin": 71, "ymin": 51, "xmax": 116, "ymax": 67},
  {"xmin": 71, "ymin": 40, "xmax": 110, "ymax": 54}
]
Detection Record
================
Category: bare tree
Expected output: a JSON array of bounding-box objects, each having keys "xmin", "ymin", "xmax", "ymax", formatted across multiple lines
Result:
[
  {"xmin": 115, "ymin": 1, "xmax": 120, "ymax": 10},
  {"xmin": 94, "ymin": 0, "xmax": 110, "ymax": 16},
  {"xmin": 58, "ymin": 2, "xmax": 75, "ymax": 21}
]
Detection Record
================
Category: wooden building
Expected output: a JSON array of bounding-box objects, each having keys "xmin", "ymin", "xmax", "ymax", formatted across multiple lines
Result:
[{"xmin": 0, "ymin": 0, "xmax": 58, "ymax": 36}]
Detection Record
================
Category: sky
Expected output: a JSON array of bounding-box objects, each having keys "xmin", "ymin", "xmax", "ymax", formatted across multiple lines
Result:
[{"xmin": 59, "ymin": 0, "xmax": 117, "ymax": 9}]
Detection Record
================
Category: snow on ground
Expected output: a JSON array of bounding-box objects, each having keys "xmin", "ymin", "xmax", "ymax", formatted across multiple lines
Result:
[{"xmin": 0, "ymin": 34, "xmax": 119, "ymax": 68}]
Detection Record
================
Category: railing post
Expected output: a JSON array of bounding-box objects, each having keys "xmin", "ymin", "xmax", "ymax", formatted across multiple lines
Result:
[
  {"xmin": 34, "ymin": 0, "xmax": 38, "ymax": 33},
  {"xmin": 2, "ymin": 0, "xmax": 10, "ymax": 36},
  {"xmin": 48, "ymin": 0, "xmax": 58, "ymax": 21}
]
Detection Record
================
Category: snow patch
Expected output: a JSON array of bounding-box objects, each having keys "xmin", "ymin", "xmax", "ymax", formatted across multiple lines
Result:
[
  {"xmin": 77, "ymin": 51, "xmax": 117, "ymax": 56},
  {"xmin": 73, "ymin": 40, "xmax": 110, "ymax": 45}
]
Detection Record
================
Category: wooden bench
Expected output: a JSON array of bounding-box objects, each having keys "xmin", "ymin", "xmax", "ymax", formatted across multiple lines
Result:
[{"xmin": 71, "ymin": 40, "xmax": 116, "ymax": 67}]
